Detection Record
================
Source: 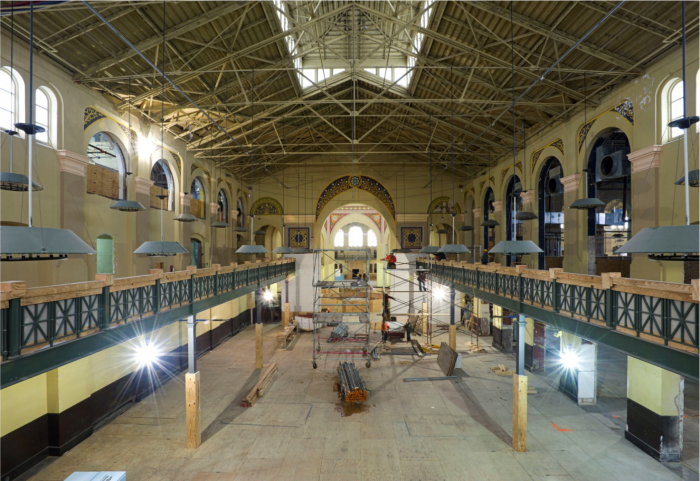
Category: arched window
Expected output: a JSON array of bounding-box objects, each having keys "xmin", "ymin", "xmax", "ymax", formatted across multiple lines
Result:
[
  {"xmin": 35, "ymin": 88, "xmax": 49, "ymax": 144},
  {"xmin": 190, "ymin": 177, "xmax": 206, "ymax": 219},
  {"xmin": 538, "ymin": 158, "xmax": 564, "ymax": 269},
  {"xmin": 87, "ymin": 132, "xmax": 126, "ymax": 200},
  {"xmin": 334, "ymin": 229, "xmax": 344, "ymax": 247},
  {"xmin": 348, "ymin": 226, "xmax": 363, "ymax": 247},
  {"xmin": 367, "ymin": 230, "xmax": 377, "ymax": 247},
  {"xmin": 670, "ymin": 81, "xmax": 684, "ymax": 139},
  {"xmin": 0, "ymin": 67, "xmax": 24, "ymax": 135},
  {"xmin": 237, "ymin": 197, "xmax": 245, "ymax": 227},
  {"xmin": 150, "ymin": 160, "xmax": 174, "ymax": 210},
  {"xmin": 217, "ymin": 190, "xmax": 228, "ymax": 223}
]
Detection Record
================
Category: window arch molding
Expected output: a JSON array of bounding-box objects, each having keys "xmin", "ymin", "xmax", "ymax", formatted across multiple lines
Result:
[
  {"xmin": 87, "ymin": 131, "xmax": 128, "ymax": 200},
  {"xmin": 659, "ymin": 77, "xmax": 684, "ymax": 143},
  {"xmin": 0, "ymin": 66, "xmax": 25, "ymax": 137},
  {"xmin": 35, "ymin": 85, "xmax": 59, "ymax": 148},
  {"xmin": 190, "ymin": 176, "xmax": 207, "ymax": 219},
  {"xmin": 217, "ymin": 188, "xmax": 229, "ymax": 223},
  {"xmin": 150, "ymin": 159, "xmax": 174, "ymax": 210}
]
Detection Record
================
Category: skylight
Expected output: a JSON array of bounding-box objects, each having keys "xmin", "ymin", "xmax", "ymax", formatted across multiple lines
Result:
[{"xmin": 407, "ymin": 0, "xmax": 435, "ymax": 80}]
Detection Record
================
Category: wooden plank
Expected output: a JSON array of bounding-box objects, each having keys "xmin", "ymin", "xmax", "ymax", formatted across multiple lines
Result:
[
  {"xmin": 448, "ymin": 324, "xmax": 457, "ymax": 351},
  {"xmin": 186, "ymin": 372, "xmax": 201, "ymax": 449},
  {"xmin": 0, "ymin": 281, "xmax": 26, "ymax": 299},
  {"xmin": 22, "ymin": 288, "xmax": 103, "ymax": 306},
  {"xmin": 437, "ymin": 342, "xmax": 458, "ymax": 376},
  {"xmin": 612, "ymin": 277, "xmax": 696, "ymax": 302},
  {"xmin": 255, "ymin": 323, "xmax": 264, "ymax": 369},
  {"xmin": 161, "ymin": 271, "xmax": 192, "ymax": 283},
  {"xmin": 241, "ymin": 362, "xmax": 278, "ymax": 407},
  {"xmin": 512, "ymin": 374, "xmax": 527, "ymax": 452},
  {"xmin": 554, "ymin": 272, "xmax": 603, "ymax": 288},
  {"xmin": 24, "ymin": 280, "xmax": 102, "ymax": 298}
]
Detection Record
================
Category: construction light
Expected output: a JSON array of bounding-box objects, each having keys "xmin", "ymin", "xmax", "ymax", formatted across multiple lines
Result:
[
  {"xmin": 138, "ymin": 137, "xmax": 156, "ymax": 158},
  {"xmin": 135, "ymin": 340, "xmax": 160, "ymax": 368},
  {"xmin": 263, "ymin": 290, "xmax": 274, "ymax": 302},
  {"xmin": 559, "ymin": 348, "xmax": 579, "ymax": 370},
  {"xmin": 433, "ymin": 286, "xmax": 447, "ymax": 301}
]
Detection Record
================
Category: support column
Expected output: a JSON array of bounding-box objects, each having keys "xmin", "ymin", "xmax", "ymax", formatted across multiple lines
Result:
[
  {"xmin": 186, "ymin": 315, "xmax": 201, "ymax": 449},
  {"xmin": 255, "ymin": 290, "xmax": 263, "ymax": 369},
  {"xmin": 513, "ymin": 314, "xmax": 527, "ymax": 452},
  {"xmin": 559, "ymin": 174, "xmax": 582, "ymax": 274},
  {"xmin": 491, "ymin": 304, "xmax": 512, "ymax": 352},
  {"xmin": 282, "ymin": 302, "xmax": 290, "ymax": 328},
  {"xmin": 627, "ymin": 146, "xmax": 662, "ymax": 280},
  {"xmin": 626, "ymin": 357, "xmax": 684, "ymax": 462},
  {"xmin": 448, "ymin": 287, "xmax": 456, "ymax": 350}
]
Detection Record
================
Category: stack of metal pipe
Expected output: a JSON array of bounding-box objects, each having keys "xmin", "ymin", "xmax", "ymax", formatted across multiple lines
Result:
[
  {"xmin": 337, "ymin": 361, "xmax": 368, "ymax": 402},
  {"xmin": 329, "ymin": 322, "xmax": 349, "ymax": 340}
]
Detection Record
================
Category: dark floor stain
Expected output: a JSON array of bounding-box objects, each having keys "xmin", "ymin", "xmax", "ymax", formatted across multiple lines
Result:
[{"xmin": 334, "ymin": 400, "xmax": 371, "ymax": 417}]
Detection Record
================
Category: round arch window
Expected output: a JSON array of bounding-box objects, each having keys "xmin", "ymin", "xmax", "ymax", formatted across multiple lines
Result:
[{"xmin": 87, "ymin": 132, "xmax": 126, "ymax": 200}]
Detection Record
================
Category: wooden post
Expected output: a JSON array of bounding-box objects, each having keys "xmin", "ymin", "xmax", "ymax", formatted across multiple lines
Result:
[
  {"xmin": 448, "ymin": 324, "xmax": 457, "ymax": 351},
  {"xmin": 186, "ymin": 372, "xmax": 201, "ymax": 449},
  {"xmin": 255, "ymin": 323, "xmax": 264, "ymax": 369},
  {"xmin": 282, "ymin": 302, "xmax": 290, "ymax": 328},
  {"xmin": 512, "ymin": 374, "xmax": 527, "ymax": 452}
]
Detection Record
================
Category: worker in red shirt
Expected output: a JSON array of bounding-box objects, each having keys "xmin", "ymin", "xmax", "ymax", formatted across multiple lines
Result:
[
  {"xmin": 385, "ymin": 252, "xmax": 397, "ymax": 269},
  {"xmin": 381, "ymin": 311, "xmax": 390, "ymax": 343}
]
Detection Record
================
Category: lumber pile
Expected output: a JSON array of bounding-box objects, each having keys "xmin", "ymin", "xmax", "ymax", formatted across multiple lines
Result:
[
  {"xmin": 241, "ymin": 362, "xmax": 278, "ymax": 407},
  {"xmin": 337, "ymin": 362, "xmax": 368, "ymax": 403},
  {"xmin": 329, "ymin": 322, "xmax": 349, "ymax": 340},
  {"xmin": 437, "ymin": 342, "xmax": 458, "ymax": 376},
  {"xmin": 491, "ymin": 364, "xmax": 513, "ymax": 376}
]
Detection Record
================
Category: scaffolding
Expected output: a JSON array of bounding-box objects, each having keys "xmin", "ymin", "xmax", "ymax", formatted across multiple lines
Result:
[{"xmin": 311, "ymin": 248, "xmax": 373, "ymax": 369}]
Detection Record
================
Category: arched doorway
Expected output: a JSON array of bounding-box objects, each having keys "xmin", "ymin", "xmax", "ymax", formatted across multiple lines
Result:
[
  {"xmin": 190, "ymin": 238, "xmax": 203, "ymax": 268},
  {"xmin": 505, "ymin": 176, "xmax": 522, "ymax": 266},
  {"xmin": 538, "ymin": 158, "xmax": 564, "ymax": 269},
  {"xmin": 96, "ymin": 234, "xmax": 114, "ymax": 274},
  {"xmin": 586, "ymin": 130, "xmax": 631, "ymax": 274}
]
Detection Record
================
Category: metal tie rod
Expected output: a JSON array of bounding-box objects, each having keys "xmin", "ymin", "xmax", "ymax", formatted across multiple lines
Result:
[{"xmin": 81, "ymin": 1, "xmax": 287, "ymax": 188}]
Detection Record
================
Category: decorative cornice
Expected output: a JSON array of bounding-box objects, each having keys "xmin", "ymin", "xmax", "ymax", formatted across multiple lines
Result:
[
  {"xmin": 520, "ymin": 190, "xmax": 535, "ymax": 206},
  {"xmin": 231, "ymin": 209, "xmax": 239, "ymax": 219},
  {"xmin": 628, "ymin": 145, "xmax": 662, "ymax": 173},
  {"xmin": 56, "ymin": 150, "xmax": 90, "ymax": 176},
  {"xmin": 472, "ymin": 208, "xmax": 482, "ymax": 218},
  {"xmin": 492, "ymin": 201, "xmax": 503, "ymax": 213},
  {"xmin": 397, "ymin": 214, "xmax": 428, "ymax": 223},
  {"xmin": 134, "ymin": 177, "xmax": 154, "ymax": 195},
  {"xmin": 560, "ymin": 174, "xmax": 582, "ymax": 194}
]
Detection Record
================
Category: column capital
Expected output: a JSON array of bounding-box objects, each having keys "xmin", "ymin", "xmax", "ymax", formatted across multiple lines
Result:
[
  {"xmin": 520, "ymin": 190, "xmax": 535, "ymax": 206},
  {"xmin": 134, "ymin": 176, "xmax": 154, "ymax": 195},
  {"xmin": 56, "ymin": 150, "xmax": 90, "ymax": 176},
  {"xmin": 492, "ymin": 201, "xmax": 503, "ymax": 213},
  {"xmin": 473, "ymin": 208, "xmax": 482, "ymax": 218},
  {"xmin": 628, "ymin": 145, "xmax": 662, "ymax": 173},
  {"xmin": 560, "ymin": 174, "xmax": 581, "ymax": 193}
]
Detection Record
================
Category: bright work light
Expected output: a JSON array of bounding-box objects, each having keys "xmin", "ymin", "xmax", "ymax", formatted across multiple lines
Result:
[
  {"xmin": 135, "ymin": 340, "xmax": 161, "ymax": 368},
  {"xmin": 559, "ymin": 348, "xmax": 579, "ymax": 370},
  {"xmin": 263, "ymin": 290, "xmax": 274, "ymax": 302},
  {"xmin": 433, "ymin": 286, "xmax": 447, "ymax": 301}
]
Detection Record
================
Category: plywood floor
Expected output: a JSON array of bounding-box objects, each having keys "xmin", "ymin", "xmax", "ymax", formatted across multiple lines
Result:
[{"xmin": 23, "ymin": 324, "xmax": 694, "ymax": 481}]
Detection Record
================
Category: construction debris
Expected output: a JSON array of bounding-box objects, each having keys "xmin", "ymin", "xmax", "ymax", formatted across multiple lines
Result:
[
  {"xmin": 329, "ymin": 322, "xmax": 349, "ymax": 341},
  {"xmin": 437, "ymin": 342, "xmax": 458, "ymax": 376},
  {"xmin": 337, "ymin": 361, "xmax": 368, "ymax": 403},
  {"xmin": 241, "ymin": 362, "xmax": 278, "ymax": 407},
  {"xmin": 491, "ymin": 364, "xmax": 513, "ymax": 376}
]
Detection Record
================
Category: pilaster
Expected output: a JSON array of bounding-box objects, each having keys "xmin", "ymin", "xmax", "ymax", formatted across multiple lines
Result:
[{"xmin": 560, "ymin": 174, "xmax": 583, "ymax": 273}]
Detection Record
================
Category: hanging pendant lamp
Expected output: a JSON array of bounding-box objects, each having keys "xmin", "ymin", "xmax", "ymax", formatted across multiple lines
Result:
[
  {"xmin": 570, "ymin": 73, "xmax": 604, "ymax": 210},
  {"xmin": 421, "ymin": 141, "xmax": 440, "ymax": 254},
  {"xmin": 440, "ymin": 67, "xmax": 470, "ymax": 256},
  {"xmin": 211, "ymin": 128, "xmax": 229, "ymax": 229},
  {"xmin": 1, "ymin": 4, "xmax": 43, "ymax": 193},
  {"xmin": 490, "ymin": 2, "xmax": 542, "ymax": 258},
  {"xmin": 237, "ymin": 69, "xmax": 269, "ymax": 255},
  {"xmin": 674, "ymin": 169, "xmax": 699, "ymax": 187},
  {"xmin": 293, "ymin": 161, "xmax": 311, "ymax": 253},
  {"xmin": 1, "ymin": 3, "xmax": 95, "ymax": 260},
  {"xmin": 110, "ymin": 77, "xmax": 145, "ymax": 212},
  {"xmin": 273, "ymin": 128, "xmax": 294, "ymax": 255},
  {"xmin": 618, "ymin": 2, "xmax": 699, "ymax": 261},
  {"xmin": 134, "ymin": 1, "xmax": 187, "ymax": 257}
]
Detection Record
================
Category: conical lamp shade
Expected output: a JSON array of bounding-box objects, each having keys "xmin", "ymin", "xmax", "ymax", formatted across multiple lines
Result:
[
  {"xmin": 211, "ymin": 221, "xmax": 229, "ymax": 228},
  {"xmin": 616, "ymin": 225, "xmax": 699, "ymax": 261},
  {"xmin": 292, "ymin": 247, "xmax": 311, "ymax": 254},
  {"xmin": 133, "ymin": 241, "xmax": 188, "ymax": 257},
  {"xmin": 438, "ymin": 244, "xmax": 471, "ymax": 254},
  {"xmin": 489, "ymin": 240, "xmax": 542, "ymax": 255},
  {"xmin": 272, "ymin": 246, "xmax": 294, "ymax": 254},
  {"xmin": 1, "ymin": 226, "xmax": 96, "ymax": 260},
  {"xmin": 174, "ymin": 213, "xmax": 197, "ymax": 222},
  {"xmin": 516, "ymin": 211, "xmax": 537, "ymax": 220},
  {"xmin": 481, "ymin": 219, "xmax": 499, "ymax": 227},
  {"xmin": 675, "ymin": 169, "xmax": 699, "ymax": 187},
  {"xmin": 436, "ymin": 228, "xmax": 448, "ymax": 234},
  {"xmin": 0, "ymin": 172, "xmax": 43, "ymax": 192},
  {"xmin": 419, "ymin": 245, "xmax": 440, "ymax": 254},
  {"xmin": 110, "ymin": 200, "xmax": 146, "ymax": 212},
  {"xmin": 569, "ymin": 198, "xmax": 605, "ymax": 210},
  {"xmin": 236, "ymin": 244, "xmax": 269, "ymax": 254},
  {"xmin": 234, "ymin": 226, "xmax": 249, "ymax": 232},
  {"xmin": 459, "ymin": 225, "xmax": 474, "ymax": 231}
]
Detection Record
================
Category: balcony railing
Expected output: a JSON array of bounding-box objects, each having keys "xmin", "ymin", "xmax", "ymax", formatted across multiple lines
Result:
[{"xmin": 1, "ymin": 259, "xmax": 295, "ymax": 359}]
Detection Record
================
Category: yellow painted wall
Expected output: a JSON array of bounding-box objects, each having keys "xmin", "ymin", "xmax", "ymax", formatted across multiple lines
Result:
[
  {"xmin": 627, "ymin": 357, "xmax": 684, "ymax": 416},
  {"xmin": 0, "ymin": 374, "xmax": 47, "ymax": 437},
  {"xmin": 524, "ymin": 317, "xmax": 534, "ymax": 346},
  {"xmin": 492, "ymin": 304, "xmax": 503, "ymax": 329}
]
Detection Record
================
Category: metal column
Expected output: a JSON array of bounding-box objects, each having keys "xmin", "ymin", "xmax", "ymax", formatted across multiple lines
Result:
[
  {"xmin": 186, "ymin": 315, "xmax": 197, "ymax": 373},
  {"xmin": 516, "ymin": 314, "xmax": 526, "ymax": 375}
]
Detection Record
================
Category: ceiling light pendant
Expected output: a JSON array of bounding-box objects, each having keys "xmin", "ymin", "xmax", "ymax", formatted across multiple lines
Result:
[
  {"xmin": 234, "ymin": 225, "xmax": 249, "ymax": 232},
  {"xmin": 481, "ymin": 219, "xmax": 500, "ymax": 227},
  {"xmin": 618, "ymin": 2, "xmax": 698, "ymax": 261},
  {"xmin": 490, "ymin": 2, "xmax": 542, "ymax": 258},
  {"xmin": 436, "ymin": 228, "xmax": 448, "ymax": 235},
  {"xmin": 1, "ymin": 5, "xmax": 43, "ymax": 193},
  {"xmin": 459, "ymin": 225, "xmax": 474, "ymax": 231},
  {"xmin": 516, "ymin": 211, "xmax": 538, "ymax": 220},
  {"xmin": 674, "ymin": 168, "xmax": 699, "ymax": 187},
  {"xmin": 236, "ymin": 69, "xmax": 269, "ymax": 255},
  {"xmin": 420, "ymin": 245, "xmax": 440, "ymax": 254},
  {"xmin": 1, "ymin": 3, "xmax": 95, "ymax": 261},
  {"xmin": 134, "ymin": 1, "xmax": 187, "ymax": 257},
  {"xmin": 110, "ymin": 77, "xmax": 145, "ymax": 212},
  {"xmin": 175, "ymin": 213, "xmax": 197, "ymax": 222},
  {"xmin": 570, "ymin": 73, "xmax": 603, "ymax": 210},
  {"xmin": 273, "ymin": 137, "xmax": 293, "ymax": 255}
]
